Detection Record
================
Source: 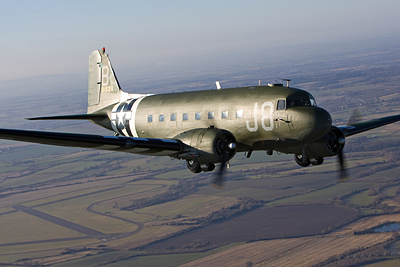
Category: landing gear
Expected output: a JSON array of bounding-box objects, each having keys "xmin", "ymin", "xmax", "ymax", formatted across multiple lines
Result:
[
  {"xmin": 310, "ymin": 157, "xmax": 324, "ymax": 165},
  {"xmin": 186, "ymin": 159, "xmax": 216, "ymax": 173},
  {"xmin": 295, "ymin": 154, "xmax": 324, "ymax": 167},
  {"xmin": 201, "ymin": 163, "xmax": 215, "ymax": 172},
  {"xmin": 186, "ymin": 159, "xmax": 202, "ymax": 173},
  {"xmin": 294, "ymin": 154, "xmax": 310, "ymax": 167}
]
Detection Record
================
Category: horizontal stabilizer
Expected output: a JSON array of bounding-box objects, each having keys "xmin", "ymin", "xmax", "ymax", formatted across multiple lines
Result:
[{"xmin": 27, "ymin": 114, "xmax": 108, "ymax": 121}]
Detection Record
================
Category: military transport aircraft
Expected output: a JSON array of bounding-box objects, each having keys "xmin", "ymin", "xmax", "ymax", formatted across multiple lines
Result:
[{"xmin": 0, "ymin": 48, "xmax": 399, "ymax": 186}]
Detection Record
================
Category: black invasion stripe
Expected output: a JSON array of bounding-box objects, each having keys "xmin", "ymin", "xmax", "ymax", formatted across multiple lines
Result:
[
  {"xmin": 116, "ymin": 102, "xmax": 125, "ymax": 112},
  {"xmin": 112, "ymin": 119, "xmax": 123, "ymax": 136},
  {"xmin": 114, "ymin": 123, "xmax": 124, "ymax": 136},
  {"xmin": 125, "ymin": 99, "xmax": 137, "ymax": 111},
  {"xmin": 125, "ymin": 120, "xmax": 133, "ymax": 137}
]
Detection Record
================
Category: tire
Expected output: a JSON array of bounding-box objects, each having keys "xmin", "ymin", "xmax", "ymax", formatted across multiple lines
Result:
[
  {"xmin": 186, "ymin": 159, "xmax": 202, "ymax": 173},
  {"xmin": 294, "ymin": 154, "xmax": 311, "ymax": 167}
]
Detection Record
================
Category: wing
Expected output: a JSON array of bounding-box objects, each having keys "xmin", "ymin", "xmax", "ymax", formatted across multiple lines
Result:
[
  {"xmin": 0, "ymin": 128, "xmax": 183, "ymax": 156},
  {"xmin": 26, "ymin": 114, "xmax": 108, "ymax": 121},
  {"xmin": 338, "ymin": 114, "xmax": 400, "ymax": 137}
]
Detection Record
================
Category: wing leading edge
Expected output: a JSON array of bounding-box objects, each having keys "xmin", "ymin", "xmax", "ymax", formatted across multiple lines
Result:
[
  {"xmin": 339, "ymin": 114, "xmax": 400, "ymax": 137},
  {"xmin": 0, "ymin": 128, "xmax": 183, "ymax": 156},
  {"xmin": 26, "ymin": 114, "xmax": 108, "ymax": 121}
]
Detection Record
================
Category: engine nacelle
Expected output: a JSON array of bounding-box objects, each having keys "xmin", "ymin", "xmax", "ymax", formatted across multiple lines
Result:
[
  {"xmin": 307, "ymin": 126, "xmax": 345, "ymax": 158},
  {"xmin": 174, "ymin": 128, "xmax": 237, "ymax": 164}
]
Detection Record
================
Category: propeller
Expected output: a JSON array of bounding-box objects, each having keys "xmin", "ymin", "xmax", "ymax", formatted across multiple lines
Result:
[
  {"xmin": 212, "ymin": 135, "xmax": 236, "ymax": 189},
  {"xmin": 337, "ymin": 137, "xmax": 347, "ymax": 181},
  {"xmin": 327, "ymin": 128, "xmax": 348, "ymax": 181},
  {"xmin": 337, "ymin": 110, "xmax": 362, "ymax": 181},
  {"xmin": 212, "ymin": 151, "xmax": 229, "ymax": 189}
]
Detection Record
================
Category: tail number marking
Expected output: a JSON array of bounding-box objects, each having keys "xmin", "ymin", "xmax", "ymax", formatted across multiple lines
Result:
[
  {"xmin": 102, "ymin": 66, "xmax": 109, "ymax": 86},
  {"xmin": 101, "ymin": 66, "xmax": 114, "ymax": 92},
  {"xmin": 246, "ymin": 102, "xmax": 274, "ymax": 132}
]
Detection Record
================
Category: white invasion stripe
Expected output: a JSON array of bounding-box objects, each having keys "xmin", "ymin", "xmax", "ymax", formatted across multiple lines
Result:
[
  {"xmin": 122, "ymin": 100, "xmax": 133, "ymax": 137},
  {"xmin": 110, "ymin": 103, "xmax": 120, "ymax": 134},
  {"xmin": 130, "ymin": 96, "xmax": 149, "ymax": 137}
]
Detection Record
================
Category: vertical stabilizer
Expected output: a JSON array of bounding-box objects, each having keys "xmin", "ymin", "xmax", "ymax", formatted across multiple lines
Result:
[{"xmin": 88, "ymin": 48, "xmax": 122, "ymax": 114}]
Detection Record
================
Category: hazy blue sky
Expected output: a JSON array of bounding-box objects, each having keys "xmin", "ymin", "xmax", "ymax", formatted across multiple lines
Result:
[{"xmin": 1, "ymin": 0, "xmax": 400, "ymax": 81}]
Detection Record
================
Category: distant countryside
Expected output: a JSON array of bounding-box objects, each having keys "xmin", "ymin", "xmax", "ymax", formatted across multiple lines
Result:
[{"xmin": 1, "ymin": 40, "xmax": 400, "ymax": 266}]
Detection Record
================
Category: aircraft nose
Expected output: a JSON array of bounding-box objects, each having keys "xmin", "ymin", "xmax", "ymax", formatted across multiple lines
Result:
[{"xmin": 308, "ymin": 107, "xmax": 332, "ymax": 140}]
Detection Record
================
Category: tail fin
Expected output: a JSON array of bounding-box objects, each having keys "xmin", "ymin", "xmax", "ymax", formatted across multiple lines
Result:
[{"xmin": 88, "ymin": 48, "xmax": 123, "ymax": 114}]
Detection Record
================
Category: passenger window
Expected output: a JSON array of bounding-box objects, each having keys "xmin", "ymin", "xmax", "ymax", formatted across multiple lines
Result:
[
  {"xmin": 236, "ymin": 110, "xmax": 243, "ymax": 118},
  {"xmin": 195, "ymin": 112, "xmax": 201, "ymax": 120},
  {"xmin": 183, "ymin": 113, "xmax": 189, "ymax": 121},
  {"xmin": 170, "ymin": 114, "xmax": 176, "ymax": 121},
  {"xmin": 159, "ymin": 115, "xmax": 164, "ymax": 122},
  {"xmin": 277, "ymin": 100, "xmax": 286, "ymax": 110},
  {"xmin": 208, "ymin": 112, "xmax": 214, "ymax": 119},
  {"xmin": 148, "ymin": 115, "xmax": 153, "ymax": 123},
  {"xmin": 221, "ymin": 111, "xmax": 228, "ymax": 119}
]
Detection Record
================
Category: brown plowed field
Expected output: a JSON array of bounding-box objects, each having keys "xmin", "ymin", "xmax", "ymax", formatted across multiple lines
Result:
[
  {"xmin": 180, "ymin": 214, "xmax": 400, "ymax": 267},
  {"xmin": 181, "ymin": 233, "xmax": 393, "ymax": 267}
]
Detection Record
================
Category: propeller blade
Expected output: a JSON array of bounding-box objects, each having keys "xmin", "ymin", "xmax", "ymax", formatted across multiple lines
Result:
[
  {"xmin": 212, "ymin": 151, "xmax": 228, "ymax": 189},
  {"xmin": 338, "ymin": 148, "xmax": 348, "ymax": 182},
  {"xmin": 212, "ymin": 133, "xmax": 236, "ymax": 188}
]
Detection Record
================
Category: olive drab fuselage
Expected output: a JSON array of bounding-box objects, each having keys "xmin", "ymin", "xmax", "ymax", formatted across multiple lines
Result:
[{"xmin": 109, "ymin": 85, "xmax": 332, "ymax": 155}]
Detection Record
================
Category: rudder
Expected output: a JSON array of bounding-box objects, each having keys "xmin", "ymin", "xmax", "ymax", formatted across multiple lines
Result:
[{"xmin": 88, "ymin": 48, "xmax": 122, "ymax": 114}]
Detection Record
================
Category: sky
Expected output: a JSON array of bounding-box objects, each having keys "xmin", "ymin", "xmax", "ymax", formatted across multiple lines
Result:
[{"xmin": 1, "ymin": 0, "xmax": 400, "ymax": 81}]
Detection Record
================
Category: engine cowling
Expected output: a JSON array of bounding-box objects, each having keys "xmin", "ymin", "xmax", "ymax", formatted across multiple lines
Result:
[
  {"xmin": 174, "ymin": 128, "xmax": 237, "ymax": 164},
  {"xmin": 307, "ymin": 126, "xmax": 345, "ymax": 158}
]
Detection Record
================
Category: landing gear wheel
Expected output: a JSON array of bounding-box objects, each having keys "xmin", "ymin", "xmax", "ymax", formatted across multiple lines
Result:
[
  {"xmin": 201, "ymin": 163, "xmax": 215, "ymax": 172},
  {"xmin": 186, "ymin": 159, "xmax": 202, "ymax": 173},
  {"xmin": 310, "ymin": 157, "xmax": 324, "ymax": 165},
  {"xmin": 294, "ymin": 154, "xmax": 311, "ymax": 167}
]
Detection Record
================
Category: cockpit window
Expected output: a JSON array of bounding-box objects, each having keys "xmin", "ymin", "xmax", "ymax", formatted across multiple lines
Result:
[
  {"xmin": 310, "ymin": 97, "xmax": 317, "ymax": 106},
  {"xmin": 277, "ymin": 100, "xmax": 286, "ymax": 110},
  {"xmin": 287, "ymin": 97, "xmax": 317, "ymax": 108}
]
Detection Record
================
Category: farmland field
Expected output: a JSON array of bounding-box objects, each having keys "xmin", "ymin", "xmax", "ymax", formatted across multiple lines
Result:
[
  {"xmin": 1, "ymin": 40, "xmax": 400, "ymax": 266},
  {"xmin": 146, "ymin": 203, "xmax": 357, "ymax": 251}
]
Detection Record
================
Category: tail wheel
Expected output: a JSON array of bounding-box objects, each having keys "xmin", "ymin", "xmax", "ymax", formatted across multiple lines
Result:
[{"xmin": 186, "ymin": 159, "xmax": 202, "ymax": 173}]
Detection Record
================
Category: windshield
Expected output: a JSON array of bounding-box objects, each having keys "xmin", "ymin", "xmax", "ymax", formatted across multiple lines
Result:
[{"xmin": 287, "ymin": 96, "xmax": 317, "ymax": 108}]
